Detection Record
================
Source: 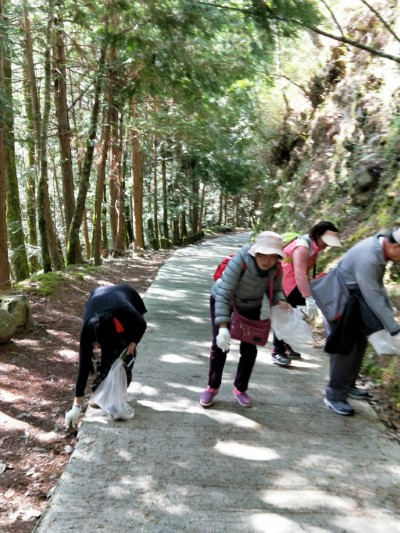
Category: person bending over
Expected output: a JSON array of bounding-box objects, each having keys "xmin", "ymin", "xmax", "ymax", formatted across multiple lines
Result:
[
  {"xmin": 200, "ymin": 231, "xmax": 291, "ymax": 409},
  {"xmin": 323, "ymin": 229, "xmax": 400, "ymax": 416},
  {"xmin": 271, "ymin": 221, "xmax": 342, "ymax": 366},
  {"xmin": 65, "ymin": 284, "xmax": 147, "ymax": 428}
]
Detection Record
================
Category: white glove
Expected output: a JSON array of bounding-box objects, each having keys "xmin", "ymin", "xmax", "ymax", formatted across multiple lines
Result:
[
  {"xmin": 65, "ymin": 404, "xmax": 81, "ymax": 429},
  {"xmin": 216, "ymin": 327, "xmax": 231, "ymax": 352},
  {"xmin": 305, "ymin": 297, "xmax": 318, "ymax": 319}
]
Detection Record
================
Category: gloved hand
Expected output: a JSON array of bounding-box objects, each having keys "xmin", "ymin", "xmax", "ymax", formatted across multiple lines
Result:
[
  {"xmin": 216, "ymin": 327, "xmax": 231, "ymax": 352},
  {"xmin": 305, "ymin": 297, "xmax": 318, "ymax": 319},
  {"xmin": 65, "ymin": 404, "xmax": 81, "ymax": 429}
]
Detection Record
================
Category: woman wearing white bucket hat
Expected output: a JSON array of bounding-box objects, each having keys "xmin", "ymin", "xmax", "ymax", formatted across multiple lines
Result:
[{"xmin": 200, "ymin": 231, "xmax": 291, "ymax": 408}]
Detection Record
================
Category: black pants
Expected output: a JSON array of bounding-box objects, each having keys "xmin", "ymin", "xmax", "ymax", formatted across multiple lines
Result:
[
  {"xmin": 208, "ymin": 297, "xmax": 260, "ymax": 392},
  {"xmin": 325, "ymin": 333, "xmax": 367, "ymax": 401},
  {"xmin": 272, "ymin": 286, "xmax": 305, "ymax": 351}
]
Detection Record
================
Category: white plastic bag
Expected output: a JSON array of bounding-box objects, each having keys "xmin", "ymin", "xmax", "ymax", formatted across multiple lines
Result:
[
  {"xmin": 271, "ymin": 306, "xmax": 314, "ymax": 352},
  {"xmin": 90, "ymin": 358, "xmax": 134, "ymax": 420},
  {"xmin": 368, "ymin": 330, "xmax": 399, "ymax": 356}
]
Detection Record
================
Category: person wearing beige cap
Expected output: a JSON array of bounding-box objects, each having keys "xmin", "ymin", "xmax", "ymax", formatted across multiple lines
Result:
[
  {"xmin": 200, "ymin": 231, "xmax": 291, "ymax": 408},
  {"xmin": 271, "ymin": 221, "xmax": 342, "ymax": 367},
  {"xmin": 323, "ymin": 228, "xmax": 400, "ymax": 416}
]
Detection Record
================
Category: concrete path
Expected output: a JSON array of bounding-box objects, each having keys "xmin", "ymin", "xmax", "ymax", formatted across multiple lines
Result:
[{"xmin": 35, "ymin": 233, "xmax": 400, "ymax": 533}]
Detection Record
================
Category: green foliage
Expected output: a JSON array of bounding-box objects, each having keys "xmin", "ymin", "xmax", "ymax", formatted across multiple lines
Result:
[
  {"xmin": 14, "ymin": 265, "xmax": 96, "ymax": 296},
  {"xmin": 362, "ymin": 351, "xmax": 400, "ymax": 409}
]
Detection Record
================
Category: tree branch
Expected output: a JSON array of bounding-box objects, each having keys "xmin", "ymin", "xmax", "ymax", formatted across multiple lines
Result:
[
  {"xmin": 359, "ymin": 0, "xmax": 400, "ymax": 44},
  {"xmin": 320, "ymin": 0, "xmax": 344, "ymax": 37},
  {"xmin": 306, "ymin": 24, "xmax": 400, "ymax": 64}
]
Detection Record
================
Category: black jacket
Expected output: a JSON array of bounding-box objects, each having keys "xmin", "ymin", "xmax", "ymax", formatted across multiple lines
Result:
[
  {"xmin": 75, "ymin": 284, "xmax": 147, "ymax": 396},
  {"xmin": 325, "ymin": 287, "xmax": 382, "ymax": 355}
]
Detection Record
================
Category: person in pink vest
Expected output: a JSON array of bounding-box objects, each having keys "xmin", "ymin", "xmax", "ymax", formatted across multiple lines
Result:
[{"xmin": 271, "ymin": 221, "xmax": 342, "ymax": 366}]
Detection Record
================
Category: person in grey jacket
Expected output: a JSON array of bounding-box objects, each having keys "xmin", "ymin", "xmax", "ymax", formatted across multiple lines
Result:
[
  {"xmin": 200, "ymin": 231, "xmax": 291, "ymax": 408},
  {"xmin": 324, "ymin": 229, "xmax": 400, "ymax": 416}
]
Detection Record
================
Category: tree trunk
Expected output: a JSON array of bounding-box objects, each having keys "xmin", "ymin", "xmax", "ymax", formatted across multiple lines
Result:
[
  {"xmin": 161, "ymin": 144, "xmax": 169, "ymax": 241},
  {"xmin": 0, "ymin": 0, "xmax": 11, "ymax": 289},
  {"xmin": 130, "ymin": 100, "xmax": 144, "ymax": 249},
  {"xmin": 199, "ymin": 183, "xmax": 206, "ymax": 231},
  {"xmin": 52, "ymin": 1, "xmax": 75, "ymax": 233},
  {"xmin": 92, "ymin": 100, "xmax": 111, "ymax": 265},
  {"xmin": 191, "ymin": 175, "xmax": 200, "ymax": 235},
  {"xmin": 112, "ymin": 112, "xmax": 126, "ymax": 252},
  {"xmin": 152, "ymin": 135, "xmax": 159, "ymax": 243},
  {"xmin": 21, "ymin": 2, "xmax": 40, "ymax": 273},
  {"xmin": 3, "ymin": 14, "xmax": 30, "ymax": 281},
  {"xmin": 109, "ymin": 102, "xmax": 118, "ymax": 246},
  {"xmin": 218, "ymin": 191, "xmax": 223, "ymax": 226},
  {"xmin": 38, "ymin": 0, "xmax": 64, "ymax": 272},
  {"xmin": 66, "ymin": 39, "xmax": 107, "ymax": 265}
]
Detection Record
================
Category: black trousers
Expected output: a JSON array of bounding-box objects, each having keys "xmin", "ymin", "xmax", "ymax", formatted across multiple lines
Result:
[
  {"xmin": 325, "ymin": 288, "xmax": 382, "ymax": 401},
  {"xmin": 208, "ymin": 297, "xmax": 261, "ymax": 392}
]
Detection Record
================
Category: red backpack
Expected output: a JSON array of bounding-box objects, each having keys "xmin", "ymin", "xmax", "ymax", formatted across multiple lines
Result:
[
  {"xmin": 213, "ymin": 254, "xmax": 246, "ymax": 281},
  {"xmin": 213, "ymin": 253, "xmax": 282, "ymax": 281}
]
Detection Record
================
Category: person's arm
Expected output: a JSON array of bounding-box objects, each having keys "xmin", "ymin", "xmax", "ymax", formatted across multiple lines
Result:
[
  {"xmin": 292, "ymin": 246, "xmax": 313, "ymax": 298},
  {"xmin": 65, "ymin": 327, "xmax": 93, "ymax": 429},
  {"xmin": 355, "ymin": 262, "xmax": 400, "ymax": 334}
]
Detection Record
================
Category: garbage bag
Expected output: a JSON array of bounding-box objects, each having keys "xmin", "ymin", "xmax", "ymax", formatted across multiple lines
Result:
[
  {"xmin": 368, "ymin": 330, "xmax": 399, "ymax": 356},
  {"xmin": 90, "ymin": 358, "xmax": 134, "ymax": 420},
  {"xmin": 271, "ymin": 306, "xmax": 314, "ymax": 352}
]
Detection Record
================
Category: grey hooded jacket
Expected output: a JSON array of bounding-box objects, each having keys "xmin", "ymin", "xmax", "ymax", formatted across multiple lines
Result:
[
  {"xmin": 211, "ymin": 244, "xmax": 285, "ymax": 326},
  {"xmin": 339, "ymin": 234, "xmax": 400, "ymax": 335}
]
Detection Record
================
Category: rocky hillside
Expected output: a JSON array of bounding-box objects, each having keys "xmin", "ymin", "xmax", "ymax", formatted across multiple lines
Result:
[{"xmin": 263, "ymin": 0, "xmax": 400, "ymax": 252}]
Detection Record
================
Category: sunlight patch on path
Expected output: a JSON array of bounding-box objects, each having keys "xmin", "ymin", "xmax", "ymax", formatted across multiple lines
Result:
[{"xmin": 214, "ymin": 440, "xmax": 279, "ymax": 461}]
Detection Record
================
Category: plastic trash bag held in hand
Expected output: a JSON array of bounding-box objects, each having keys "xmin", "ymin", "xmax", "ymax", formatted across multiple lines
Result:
[
  {"xmin": 271, "ymin": 305, "xmax": 314, "ymax": 353},
  {"xmin": 368, "ymin": 330, "xmax": 400, "ymax": 356},
  {"xmin": 90, "ymin": 353, "xmax": 135, "ymax": 420}
]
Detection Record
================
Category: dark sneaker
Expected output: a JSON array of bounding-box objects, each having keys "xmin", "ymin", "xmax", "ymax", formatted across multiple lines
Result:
[
  {"xmin": 323, "ymin": 398, "xmax": 355, "ymax": 416},
  {"xmin": 284, "ymin": 343, "xmax": 301, "ymax": 359},
  {"xmin": 348, "ymin": 387, "xmax": 368, "ymax": 400},
  {"xmin": 200, "ymin": 386, "xmax": 218, "ymax": 407},
  {"xmin": 286, "ymin": 349, "xmax": 302, "ymax": 359},
  {"xmin": 271, "ymin": 350, "xmax": 291, "ymax": 367},
  {"xmin": 233, "ymin": 388, "xmax": 252, "ymax": 407}
]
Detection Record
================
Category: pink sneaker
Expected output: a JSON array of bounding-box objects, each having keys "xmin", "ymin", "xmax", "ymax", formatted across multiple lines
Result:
[
  {"xmin": 200, "ymin": 386, "xmax": 219, "ymax": 407},
  {"xmin": 233, "ymin": 388, "xmax": 252, "ymax": 407}
]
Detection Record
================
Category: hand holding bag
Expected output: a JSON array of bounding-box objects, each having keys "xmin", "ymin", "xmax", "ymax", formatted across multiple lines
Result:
[{"xmin": 90, "ymin": 353, "xmax": 135, "ymax": 420}]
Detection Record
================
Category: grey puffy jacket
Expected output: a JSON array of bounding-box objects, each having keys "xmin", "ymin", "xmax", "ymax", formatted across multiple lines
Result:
[{"xmin": 211, "ymin": 244, "xmax": 285, "ymax": 326}]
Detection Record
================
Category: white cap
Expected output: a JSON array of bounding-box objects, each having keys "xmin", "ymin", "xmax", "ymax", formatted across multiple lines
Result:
[
  {"xmin": 393, "ymin": 228, "xmax": 400, "ymax": 244},
  {"xmin": 321, "ymin": 230, "xmax": 342, "ymax": 247},
  {"xmin": 248, "ymin": 231, "xmax": 285, "ymax": 258}
]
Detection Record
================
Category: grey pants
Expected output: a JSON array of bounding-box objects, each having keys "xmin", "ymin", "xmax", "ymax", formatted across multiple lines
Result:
[{"xmin": 325, "ymin": 332, "xmax": 368, "ymax": 401}]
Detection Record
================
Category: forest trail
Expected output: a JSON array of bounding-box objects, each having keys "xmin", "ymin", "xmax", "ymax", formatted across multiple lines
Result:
[{"xmin": 34, "ymin": 233, "xmax": 400, "ymax": 533}]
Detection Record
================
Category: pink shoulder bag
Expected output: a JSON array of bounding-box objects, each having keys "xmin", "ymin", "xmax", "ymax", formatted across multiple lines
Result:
[{"xmin": 229, "ymin": 277, "xmax": 274, "ymax": 346}]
